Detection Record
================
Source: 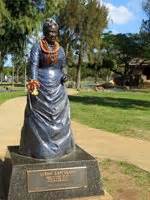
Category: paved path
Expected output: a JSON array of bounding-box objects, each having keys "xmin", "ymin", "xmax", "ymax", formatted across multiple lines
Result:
[{"xmin": 0, "ymin": 97, "xmax": 150, "ymax": 172}]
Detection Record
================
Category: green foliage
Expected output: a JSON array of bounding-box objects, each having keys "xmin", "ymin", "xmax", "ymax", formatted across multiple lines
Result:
[
  {"xmin": 141, "ymin": 0, "xmax": 150, "ymax": 59},
  {"xmin": 2, "ymin": 66, "xmax": 12, "ymax": 76},
  {"xmin": 0, "ymin": 0, "xmax": 10, "ymax": 35},
  {"xmin": 103, "ymin": 33, "xmax": 143, "ymax": 65},
  {"xmin": 45, "ymin": 0, "xmax": 66, "ymax": 18},
  {"xmin": 11, "ymin": 53, "xmax": 27, "ymax": 82},
  {"xmin": 101, "ymin": 32, "xmax": 144, "ymax": 86},
  {"xmin": 58, "ymin": 0, "xmax": 108, "ymax": 88},
  {"xmin": 141, "ymin": 0, "xmax": 150, "ymax": 35},
  {"xmin": 0, "ymin": 0, "xmax": 43, "ymax": 54},
  {"xmin": 113, "ymin": 34, "xmax": 143, "ymax": 60},
  {"xmin": 59, "ymin": 0, "xmax": 108, "ymax": 51},
  {"xmin": 0, "ymin": 91, "xmax": 25, "ymax": 105},
  {"xmin": 0, "ymin": 0, "xmax": 65, "ymax": 65}
]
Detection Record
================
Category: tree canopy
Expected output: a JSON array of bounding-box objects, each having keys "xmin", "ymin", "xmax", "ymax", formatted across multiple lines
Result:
[
  {"xmin": 58, "ymin": 0, "xmax": 108, "ymax": 89},
  {"xmin": 141, "ymin": 0, "xmax": 150, "ymax": 59},
  {"xmin": 0, "ymin": 0, "xmax": 65, "ymax": 64},
  {"xmin": 1, "ymin": 0, "xmax": 148, "ymax": 88},
  {"xmin": 101, "ymin": 32, "xmax": 145, "ymax": 86}
]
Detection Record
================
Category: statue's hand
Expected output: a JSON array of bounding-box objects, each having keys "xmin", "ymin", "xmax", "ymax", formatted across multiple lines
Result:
[
  {"xmin": 27, "ymin": 80, "xmax": 40, "ymax": 96},
  {"xmin": 61, "ymin": 74, "xmax": 69, "ymax": 84}
]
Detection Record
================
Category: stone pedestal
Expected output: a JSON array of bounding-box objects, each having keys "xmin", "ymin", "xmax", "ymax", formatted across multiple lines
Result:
[
  {"xmin": 3, "ymin": 145, "xmax": 104, "ymax": 200},
  {"xmin": 0, "ymin": 160, "xmax": 4, "ymax": 200}
]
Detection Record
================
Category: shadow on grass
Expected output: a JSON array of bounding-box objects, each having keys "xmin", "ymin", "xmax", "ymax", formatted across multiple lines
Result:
[
  {"xmin": 69, "ymin": 95, "xmax": 150, "ymax": 110},
  {"xmin": 130, "ymin": 89, "xmax": 150, "ymax": 93}
]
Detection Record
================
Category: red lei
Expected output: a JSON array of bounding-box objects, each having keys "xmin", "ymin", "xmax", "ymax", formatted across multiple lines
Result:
[{"xmin": 40, "ymin": 38, "xmax": 60, "ymax": 64}]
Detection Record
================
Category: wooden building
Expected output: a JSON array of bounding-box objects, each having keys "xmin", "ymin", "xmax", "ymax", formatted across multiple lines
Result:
[{"xmin": 129, "ymin": 59, "xmax": 150, "ymax": 88}]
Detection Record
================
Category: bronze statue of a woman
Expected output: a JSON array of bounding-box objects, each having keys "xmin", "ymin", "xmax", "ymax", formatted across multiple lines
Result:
[{"xmin": 19, "ymin": 18, "xmax": 75, "ymax": 159}]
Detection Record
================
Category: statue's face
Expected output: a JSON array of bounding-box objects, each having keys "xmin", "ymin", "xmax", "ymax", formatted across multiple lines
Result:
[{"xmin": 45, "ymin": 25, "xmax": 58, "ymax": 45}]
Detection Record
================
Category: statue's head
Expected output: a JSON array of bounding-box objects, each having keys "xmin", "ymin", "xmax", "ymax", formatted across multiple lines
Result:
[{"xmin": 43, "ymin": 18, "xmax": 59, "ymax": 45}]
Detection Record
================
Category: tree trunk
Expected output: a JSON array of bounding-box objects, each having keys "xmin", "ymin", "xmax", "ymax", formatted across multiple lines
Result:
[
  {"xmin": 65, "ymin": 43, "xmax": 69, "ymax": 73},
  {"xmin": 123, "ymin": 63, "xmax": 129, "ymax": 86},
  {"xmin": 95, "ymin": 72, "xmax": 98, "ymax": 83},
  {"xmin": 0, "ymin": 73, "xmax": 3, "ymax": 83},
  {"xmin": 12, "ymin": 65, "xmax": 14, "ymax": 89},
  {"xmin": 95, "ymin": 71, "xmax": 98, "ymax": 83},
  {"xmin": 76, "ymin": 51, "xmax": 82, "ymax": 90},
  {"xmin": 24, "ymin": 65, "xmax": 27, "ymax": 91},
  {"xmin": 94, "ymin": 64, "xmax": 98, "ymax": 83},
  {"xmin": 16, "ymin": 68, "xmax": 19, "ymax": 83},
  {"xmin": 0, "ymin": 52, "xmax": 3, "ymax": 83}
]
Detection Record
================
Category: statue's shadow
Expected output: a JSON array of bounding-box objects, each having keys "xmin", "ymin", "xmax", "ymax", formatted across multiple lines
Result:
[{"xmin": 0, "ymin": 160, "xmax": 5, "ymax": 200}]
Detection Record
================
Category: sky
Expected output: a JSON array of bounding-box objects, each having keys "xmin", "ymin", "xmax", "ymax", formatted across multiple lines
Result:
[{"xmin": 101, "ymin": 0, "xmax": 146, "ymax": 34}]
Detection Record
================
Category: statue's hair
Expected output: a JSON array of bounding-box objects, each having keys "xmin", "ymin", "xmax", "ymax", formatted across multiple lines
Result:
[{"xmin": 43, "ymin": 18, "xmax": 59, "ymax": 36}]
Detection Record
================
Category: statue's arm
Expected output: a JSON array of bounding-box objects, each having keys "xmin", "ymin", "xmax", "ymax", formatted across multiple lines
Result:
[
  {"xmin": 61, "ymin": 47, "xmax": 69, "ymax": 82},
  {"xmin": 28, "ymin": 43, "xmax": 40, "ymax": 80},
  {"xmin": 27, "ymin": 43, "xmax": 40, "ymax": 94}
]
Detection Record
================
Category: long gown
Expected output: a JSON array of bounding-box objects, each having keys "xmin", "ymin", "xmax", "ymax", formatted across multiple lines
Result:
[{"xmin": 19, "ymin": 42, "xmax": 75, "ymax": 159}]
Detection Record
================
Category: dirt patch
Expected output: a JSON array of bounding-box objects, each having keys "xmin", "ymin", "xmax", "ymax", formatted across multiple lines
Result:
[{"xmin": 101, "ymin": 159, "xmax": 150, "ymax": 200}]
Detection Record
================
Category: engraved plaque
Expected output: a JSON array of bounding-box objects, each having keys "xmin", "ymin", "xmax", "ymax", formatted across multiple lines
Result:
[{"xmin": 27, "ymin": 166, "xmax": 87, "ymax": 193}]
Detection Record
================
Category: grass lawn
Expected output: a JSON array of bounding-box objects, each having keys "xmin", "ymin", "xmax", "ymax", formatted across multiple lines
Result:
[
  {"xmin": 70, "ymin": 90, "xmax": 150, "ymax": 140},
  {"xmin": 0, "ymin": 91, "xmax": 26, "ymax": 105},
  {"xmin": 101, "ymin": 159, "xmax": 150, "ymax": 200},
  {"xmin": 1, "ymin": 89, "xmax": 150, "ymax": 140}
]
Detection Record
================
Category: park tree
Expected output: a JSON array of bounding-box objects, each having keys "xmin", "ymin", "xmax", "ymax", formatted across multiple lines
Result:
[
  {"xmin": 141, "ymin": 0, "xmax": 150, "ymax": 59},
  {"xmin": 11, "ymin": 52, "xmax": 27, "ymax": 83},
  {"xmin": 0, "ymin": 0, "xmax": 9, "ymax": 72},
  {"xmin": 0, "ymin": 0, "xmax": 66, "ymax": 73},
  {"xmin": 0, "ymin": 0, "xmax": 42, "ymax": 82},
  {"xmin": 58, "ymin": 0, "xmax": 108, "ymax": 89},
  {"xmin": 0, "ymin": 0, "xmax": 40, "ymax": 59},
  {"xmin": 87, "ymin": 48, "xmax": 105, "ymax": 82},
  {"xmin": 102, "ymin": 33, "xmax": 143, "ymax": 86},
  {"xmin": 141, "ymin": 0, "xmax": 150, "ymax": 38}
]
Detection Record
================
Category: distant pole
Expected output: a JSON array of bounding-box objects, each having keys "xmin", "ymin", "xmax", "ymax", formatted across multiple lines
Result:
[
  {"xmin": 0, "ymin": 52, "xmax": 3, "ymax": 83},
  {"xmin": 24, "ymin": 64, "xmax": 27, "ymax": 91},
  {"xmin": 12, "ymin": 65, "xmax": 14, "ymax": 89},
  {"xmin": 0, "ymin": 72, "xmax": 2, "ymax": 83},
  {"xmin": 24, "ymin": 55, "xmax": 28, "ymax": 92}
]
